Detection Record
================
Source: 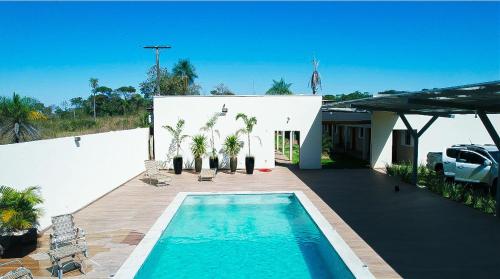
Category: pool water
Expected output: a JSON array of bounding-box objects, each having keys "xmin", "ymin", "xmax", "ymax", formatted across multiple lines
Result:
[{"xmin": 135, "ymin": 194, "xmax": 355, "ymax": 279}]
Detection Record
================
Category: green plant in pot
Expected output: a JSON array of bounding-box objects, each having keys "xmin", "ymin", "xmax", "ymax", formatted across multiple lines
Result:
[
  {"xmin": 224, "ymin": 134, "xmax": 241, "ymax": 173},
  {"xmin": 163, "ymin": 119, "xmax": 189, "ymax": 174},
  {"xmin": 201, "ymin": 113, "xmax": 220, "ymax": 170},
  {"xmin": 0, "ymin": 186, "xmax": 43, "ymax": 258},
  {"xmin": 191, "ymin": 134, "xmax": 207, "ymax": 173},
  {"xmin": 236, "ymin": 113, "xmax": 257, "ymax": 174}
]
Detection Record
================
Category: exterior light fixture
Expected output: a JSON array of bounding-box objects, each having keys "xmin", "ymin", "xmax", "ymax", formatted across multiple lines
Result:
[
  {"xmin": 74, "ymin": 136, "xmax": 81, "ymax": 147},
  {"xmin": 222, "ymin": 104, "xmax": 228, "ymax": 114}
]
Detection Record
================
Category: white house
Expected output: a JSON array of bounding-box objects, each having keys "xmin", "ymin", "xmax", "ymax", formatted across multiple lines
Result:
[{"xmin": 153, "ymin": 95, "xmax": 323, "ymax": 169}]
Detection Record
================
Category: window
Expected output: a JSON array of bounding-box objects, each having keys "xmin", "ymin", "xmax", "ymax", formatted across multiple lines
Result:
[
  {"xmin": 358, "ymin": 128, "xmax": 364, "ymax": 139},
  {"xmin": 402, "ymin": 130, "xmax": 412, "ymax": 146},
  {"xmin": 446, "ymin": 148, "xmax": 459, "ymax": 159},
  {"xmin": 458, "ymin": 151, "xmax": 485, "ymax": 165}
]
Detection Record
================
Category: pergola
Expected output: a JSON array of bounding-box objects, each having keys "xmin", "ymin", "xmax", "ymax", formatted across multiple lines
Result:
[{"xmin": 328, "ymin": 80, "xmax": 500, "ymax": 215}]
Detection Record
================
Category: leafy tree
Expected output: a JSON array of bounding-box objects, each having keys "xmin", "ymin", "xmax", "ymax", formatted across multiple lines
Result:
[
  {"xmin": 323, "ymin": 91, "xmax": 372, "ymax": 102},
  {"xmin": 140, "ymin": 66, "xmax": 168, "ymax": 98},
  {"xmin": 236, "ymin": 113, "xmax": 257, "ymax": 157},
  {"xmin": 0, "ymin": 93, "xmax": 43, "ymax": 143},
  {"xmin": 115, "ymin": 86, "xmax": 136, "ymax": 114},
  {"xmin": 95, "ymin": 86, "xmax": 113, "ymax": 96},
  {"xmin": 89, "ymin": 78, "xmax": 99, "ymax": 121},
  {"xmin": 266, "ymin": 78, "xmax": 293, "ymax": 95},
  {"xmin": 210, "ymin": 83, "xmax": 234, "ymax": 95}
]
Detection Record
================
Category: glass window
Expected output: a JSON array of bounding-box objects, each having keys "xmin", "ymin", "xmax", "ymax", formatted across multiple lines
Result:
[
  {"xmin": 489, "ymin": 151, "xmax": 499, "ymax": 163},
  {"xmin": 459, "ymin": 151, "xmax": 485, "ymax": 165},
  {"xmin": 446, "ymin": 148, "xmax": 459, "ymax": 158}
]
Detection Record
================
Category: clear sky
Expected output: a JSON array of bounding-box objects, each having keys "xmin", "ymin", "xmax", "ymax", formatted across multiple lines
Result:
[{"xmin": 0, "ymin": 1, "xmax": 499, "ymax": 105}]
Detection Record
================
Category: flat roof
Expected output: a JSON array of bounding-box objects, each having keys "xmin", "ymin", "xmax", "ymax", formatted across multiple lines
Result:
[{"xmin": 327, "ymin": 81, "xmax": 500, "ymax": 116}]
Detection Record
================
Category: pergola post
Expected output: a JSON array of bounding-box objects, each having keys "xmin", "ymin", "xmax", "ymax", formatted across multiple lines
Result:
[
  {"xmin": 289, "ymin": 131, "xmax": 293, "ymax": 161},
  {"xmin": 282, "ymin": 130, "xmax": 285, "ymax": 154},
  {"xmin": 399, "ymin": 114, "xmax": 439, "ymax": 185},
  {"xmin": 477, "ymin": 111, "xmax": 500, "ymax": 217}
]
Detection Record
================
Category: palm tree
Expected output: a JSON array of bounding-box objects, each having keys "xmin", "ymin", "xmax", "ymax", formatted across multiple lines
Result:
[
  {"xmin": 309, "ymin": 57, "xmax": 322, "ymax": 95},
  {"xmin": 266, "ymin": 78, "xmax": 293, "ymax": 95},
  {"xmin": 236, "ymin": 113, "xmax": 257, "ymax": 157},
  {"xmin": 163, "ymin": 119, "xmax": 189, "ymax": 158},
  {"xmin": 172, "ymin": 59, "xmax": 198, "ymax": 93},
  {"xmin": 89, "ymin": 78, "xmax": 99, "ymax": 121},
  {"xmin": 0, "ymin": 185, "xmax": 43, "ymax": 231},
  {"xmin": 0, "ymin": 93, "xmax": 42, "ymax": 143},
  {"xmin": 201, "ymin": 113, "xmax": 220, "ymax": 159}
]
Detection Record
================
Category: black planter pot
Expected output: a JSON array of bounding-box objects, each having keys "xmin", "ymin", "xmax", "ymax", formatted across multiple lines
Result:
[
  {"xmin": 230, "ymin": 157, "xmax": 238, "ymax": 173},
  {"xmin": 245, "ymin": 156, "xmax": 255, "ymax": 174},
  {"xmin": 209, "ymin": 156, "xmax": 219, "ymax": 170},
  {"xmin": 173, "ymin": 157, "xmax": 183, "ymax": 174},
  {"xmin": 0, "ymin": 228, "xmax": 37, "ymax": 258},
  {"xmin": 194, "ymin": 157, "xmax": 202, "ymax": 173}
]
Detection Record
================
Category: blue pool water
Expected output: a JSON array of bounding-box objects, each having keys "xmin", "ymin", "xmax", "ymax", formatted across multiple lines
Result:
[{"xmin": 135, "ymin": 194, "xmax": 355, "ymax": 279}]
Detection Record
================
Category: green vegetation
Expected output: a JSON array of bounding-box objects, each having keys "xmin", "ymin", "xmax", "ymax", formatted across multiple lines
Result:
[
  {"xmin": 190, "ymin": 135, "xmax": 208, "ymax": 159},
  {"xmin": 236, "ymin": 113, "xmax": 257, "ymax": 157},
  {"xmin": 323, "ymin": 91, "xmax": 372, "ymax": 102},
  {"xmin": 386, "ymin": 163, "xmax": 496, "ymax": 215},
  {"xmin": 266, "ymin": 78, "xmax": 293, "ymax": 95},
  {"xmin": 223, "ymin": 134, "xmax": 242, "ymax": 158},
  {"xmin": 201, "ymin": 113, "xmax": 220, "ymax": 158},
  {"xmin": 163, "ymin": 119, "xmax": 189, "ymax": 158},
  {"xmin": 0, "ymin": 93, "xmax": 43, "ymax": 143},
  {"xmin": 0, "ymin": 186, "xmax": 43, "ymax": 231},
  {"xmin": 210, "ymin": 83, "xmax": 234, "ymax": 95}
]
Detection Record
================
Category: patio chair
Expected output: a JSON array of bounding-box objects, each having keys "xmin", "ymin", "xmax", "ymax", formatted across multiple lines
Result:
[
  {"xmin": 144, "ymin": 160, "xmax": 172, "ymax": 186},
  {"xmin": 48, "ymin": 214, "xmax": 88, "ymax": 279},
  {"xmin": 199, "ymin": 168, "xmax": 217, "ymax": 182},
  {"xmin": 0, "ymin": 260, "xmax": 33, "ymax": 279}
]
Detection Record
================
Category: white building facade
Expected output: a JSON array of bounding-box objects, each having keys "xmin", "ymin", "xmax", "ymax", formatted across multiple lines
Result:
[{"xmin": 153, "ymin": 95, "xmax": 322, "ymax": 169}]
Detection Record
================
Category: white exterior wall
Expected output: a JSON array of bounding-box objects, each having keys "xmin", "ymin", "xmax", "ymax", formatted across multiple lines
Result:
[
  {"xmin": 153, "ymin": 96, "xmax": 322, "ymax": 169},
  {"xmin": 371, "ymin": 111, "xmax": 500, "ymax": 168},
  {"xmin": 0, "ymin": 128, "xmax": 149, "ymax": 229}
]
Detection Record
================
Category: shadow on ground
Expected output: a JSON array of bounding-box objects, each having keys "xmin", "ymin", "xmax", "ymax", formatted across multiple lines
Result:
[{"xmin": 289, "ymin": 167, "xmax": 500, "ymax": 279}]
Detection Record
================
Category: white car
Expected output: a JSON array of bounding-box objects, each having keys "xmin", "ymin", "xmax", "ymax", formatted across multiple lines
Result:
[{"xmin": 428, "ymin": 144, "xmax": 499, "ymax": 193}]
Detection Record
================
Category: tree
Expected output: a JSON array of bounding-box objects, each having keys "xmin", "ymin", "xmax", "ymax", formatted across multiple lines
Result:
[
  {"xmin": 115, "ymin": 86, "xmax": 137, "ymax": 114},
  {"xmin": 172, "ymin": 59, "xmax": 198, "ymax": 90},
  {"xmin": 201, "ymin": 113, "xmax": 220, "ymax": 159},
  {"xmin": 266, "ymin": 78, "xmax": 293, "ymax": 95},
  {"xmin": 236, "ymin": 113, "xmax": 257, "ymax": 157},
  {"xmin": 309, "ymin": 58, "xmax": 322, "ymax": 95},
  {"xmin": 89, "ymin": 78, "xmax": 99, "ymax": 121},
  {"xmin": 95, "ymin": 86, "xmax": 113, "ymax": 96},
  {"xmin": 0, "ymin": 93, "xmax": 43, "ymax": 143},
  {"xmin": 140, "ymin": 66, "xmax": 168, "ymax": 98},
  {"xmin": 210, "ymin": 83, "xmax": 234, "ymax": 95},
  {"xmin": 323, "ymin": 91, "xmax": 372, "ymax": 102}
]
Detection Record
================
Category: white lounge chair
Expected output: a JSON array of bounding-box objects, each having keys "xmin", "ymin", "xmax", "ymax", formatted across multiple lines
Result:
[
  {"xmin": 144, "ymin": 160, "xmax": 172, "ymax": 186},
  {"xmin": 199, "ymin": 168, "xmax": 217, "ymax": 182}
]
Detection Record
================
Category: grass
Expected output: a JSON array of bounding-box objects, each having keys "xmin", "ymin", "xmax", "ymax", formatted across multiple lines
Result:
[
  {"xmin": 322, "ymin": 152, "xmax": 370, "ymax": 169},
  {"xmin": 0, "ymin": 112, "xmax": 148, "ymax": 144}
]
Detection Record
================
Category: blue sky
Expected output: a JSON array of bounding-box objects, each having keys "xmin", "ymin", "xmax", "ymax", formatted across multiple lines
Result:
[{"xmin": 0, "ymin": 2, "xmax": 499, "ymax": 105}]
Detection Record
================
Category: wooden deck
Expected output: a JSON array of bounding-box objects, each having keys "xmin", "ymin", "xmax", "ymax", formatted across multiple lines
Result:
[{"xmin": 1, "ymin": 166, "xmax": 400, "ymax": 278}]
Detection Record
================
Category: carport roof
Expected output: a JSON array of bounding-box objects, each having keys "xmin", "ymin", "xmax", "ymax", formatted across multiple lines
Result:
[{"xmin": 327, "ymin": 80, "xmax": 500, "ymax": 116}]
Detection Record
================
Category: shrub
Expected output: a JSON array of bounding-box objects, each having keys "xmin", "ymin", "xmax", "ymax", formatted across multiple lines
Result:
[{"xmin": 0, "ymin": 186, "xmax": 43, "ymax": 232}]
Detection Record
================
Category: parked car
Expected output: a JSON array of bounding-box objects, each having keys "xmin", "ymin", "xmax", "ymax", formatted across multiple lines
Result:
[{"xmin": 427, "ymin": 144, "xmax": 499, "ymax": 193}]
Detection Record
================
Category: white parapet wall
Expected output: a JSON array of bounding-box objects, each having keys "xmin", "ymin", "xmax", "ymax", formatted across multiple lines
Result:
[
  {"xmin": 371, "ymin": 111, "xmax": 500, "ymax": 168},
  {"xmin": 0, "ymin": 128, "xmax": 149, "ymax": 230},
  {"xmin": 153, "ymin": 95, "xmax": 322, "ymax": 169}
]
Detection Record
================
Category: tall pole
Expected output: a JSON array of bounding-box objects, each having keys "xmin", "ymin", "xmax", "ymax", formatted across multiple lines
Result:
[{"xmin": 144, "ymin": 45, "xmax": 171, "ymax": 96}]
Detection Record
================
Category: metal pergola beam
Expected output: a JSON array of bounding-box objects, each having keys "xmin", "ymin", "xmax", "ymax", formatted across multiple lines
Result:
[
  {"xmin": 352, "ymin": 104, "xmax": 452, "ymax": 117},
  {"xmin": 399, "ymin": 114, "xmax": 439, "ymax": 185},
  {"xmin": 407, "ymin": 98, "xmax": 500, "ymax": 113}
]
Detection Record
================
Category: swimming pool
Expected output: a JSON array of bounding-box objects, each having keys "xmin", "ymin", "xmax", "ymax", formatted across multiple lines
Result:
[{"xmin": 114, "ymin": 191, "xmax": 374, "ymax": 279}]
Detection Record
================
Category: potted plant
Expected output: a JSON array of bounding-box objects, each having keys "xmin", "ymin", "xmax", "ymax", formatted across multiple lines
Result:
[
  {"xmin": 236, "ymin": 113, "xmax": 257, "ymax": 174},
  {"xmin": 0, "ymin": 186, "xmax": 43, "ymax": 258},
  {"xmin": 163, "ymin": 119, "xmax": 189, "ymax": 174},
  {"xmin": 201, "ymin": 113, "xmax": 220, "ymax": 170},
  {"xmin": 223, "ymin": 134, "xmax": 241, "ymax": 173},
  {"xmin": 191, "ymin": 135, "xmax": 207, "ymax": 173}
]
